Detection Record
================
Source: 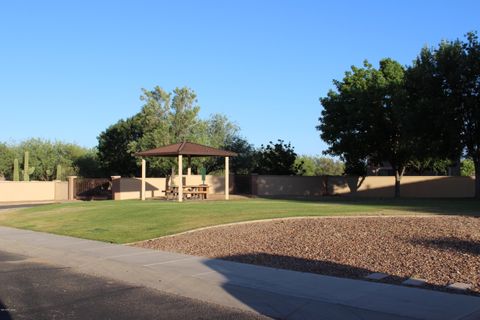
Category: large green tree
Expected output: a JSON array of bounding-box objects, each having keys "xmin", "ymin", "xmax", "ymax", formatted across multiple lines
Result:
[
  {"xmin": 409, "ymin": 32, "xmax": 480, "ymax": 197},
  {"xmin": 405, "ymin": 42, "xmax": 463, "ymax": 178},
  {"xmin": 318, "ymin": 59, "xmax": 415, "ymax": 197},
  {"xmin": 254, "ymin": 140, "xmax": 303, "ymax": 175},
  {"xmin": 217, "ymin": 136, "xmax": 256, "ymax": 174},
  {"xmin": 97, "ymin": 86, "xmax": 240, "ymax": 176},
  {"xmin": 97, "ymin": 117, "xmax": 143, "ymax": 176}
]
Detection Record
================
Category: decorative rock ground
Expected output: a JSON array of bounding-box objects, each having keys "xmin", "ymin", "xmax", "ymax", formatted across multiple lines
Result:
[{"xmin": 134, "ymin": 216, "xmax": 480, "ymax": 295}]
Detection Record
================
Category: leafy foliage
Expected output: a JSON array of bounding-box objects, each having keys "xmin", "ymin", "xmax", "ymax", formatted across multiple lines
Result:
[
  {"xmin": 213, "ymin": 136, "xmax": 256, "ymax": 174},
  {"xmin": 295, "ymin": 156, "xmax": 344, "ymax": 176},
  {"xmin": 318, "ymin": 59, "xmax": 414, "ymax": 196},
  {"xmin": 13, "ymin": 158, "xmax": 19, "ymax": 181},
  {"xmin": 461, "ymin": 159, "xmax": 475, "ymax": 176},
  {"xmin": 0, "ymin": 143, "xmax": 15, "ymax": 180},
  {"xmin": 318, "ymin": 31, "xmax": 480, "ymax": 197},
  {"xmin": 408, "ymin": 31, "xmax": 480, "ymax": 196},
  {"xmin": 254, "ymin": 140, "xmax": 303, "ymax": 175},
  {"xmin": 408, "ymin": 158, "xmax": 454, "ymax": 175},
  {"xmin": 97, "ymin": 117, "xmax": 144, "ymax": 177},
  {"xmin": 97, "ymin": 86, "xmax": 240, "ymax": 177},
  {"xmin": 0, "ymin": 139, "xmax": 101, "ymax": 180},
  {"xmin": 74, "ymin": 149, "xmax": 105, "ymax": 178}
]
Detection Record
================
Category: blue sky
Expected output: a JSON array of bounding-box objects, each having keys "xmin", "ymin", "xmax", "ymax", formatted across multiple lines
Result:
[{"xmin": 1, "ymin": 1, "xmax": 479, "ymax": 155}]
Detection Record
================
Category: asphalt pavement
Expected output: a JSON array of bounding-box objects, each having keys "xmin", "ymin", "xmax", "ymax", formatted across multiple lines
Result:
[{"xmin": 0, "ymin": 251, "xmax": 268, "ymax": 320}]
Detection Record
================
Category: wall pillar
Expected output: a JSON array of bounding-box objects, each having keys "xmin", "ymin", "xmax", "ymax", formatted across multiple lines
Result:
[
  {"xmin": 225, "ymin": 156, "xmax": 229, "ymax": 200},
  {"xmin": 178, "ymin": 155, "xmax": 183, "ymax": 202},
  {"xmin": 141, "ymin": 159, "xmax": 146, "ymax": 201},
  {"xmin": 67, "ymin": 176, "xmax": 77, "ymax": 200},
  {"xmin": 250, "ymin": 173, "xmax": 258, "ymax": 196},
  {"xmin": 111, "ymin": 176, "xmax": 121, "ymax": 200}
]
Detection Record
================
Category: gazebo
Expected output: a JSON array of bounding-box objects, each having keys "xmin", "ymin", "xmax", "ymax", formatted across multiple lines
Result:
[{"xmin": 135, "ymin": 142, "xmax": 237, "ymax": 202}]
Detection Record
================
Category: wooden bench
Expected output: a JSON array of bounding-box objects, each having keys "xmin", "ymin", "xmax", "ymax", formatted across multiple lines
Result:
[
  {"xmin": 163, "ymin": 189, "xmax": 177, "ymax": 200},
  {"xmin": 163, "ymin": 189, "xmax": 208, "ymax": 200},
  {"xmin": 184, "ymin": 190, "xmax": 208, "ymax": 200}
]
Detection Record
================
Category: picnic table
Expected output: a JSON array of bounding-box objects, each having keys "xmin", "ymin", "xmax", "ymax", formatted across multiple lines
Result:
[{"xmin": 164, "ymin": 184, "xmax": 209, "ymax": 200}]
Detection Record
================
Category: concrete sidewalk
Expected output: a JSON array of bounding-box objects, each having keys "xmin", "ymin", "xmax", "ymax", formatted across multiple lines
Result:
[{"xmin": 0, "ymin": 226, "xmax": 479, "ymax": 320}]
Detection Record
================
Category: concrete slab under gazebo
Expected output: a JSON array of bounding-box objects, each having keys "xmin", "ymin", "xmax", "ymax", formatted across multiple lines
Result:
[{"xmin": 135, "ymin": 142, "xmax": 237, "ymax": 202}]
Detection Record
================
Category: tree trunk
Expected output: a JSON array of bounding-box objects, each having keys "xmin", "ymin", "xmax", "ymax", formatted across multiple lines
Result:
[
  {"xmin": 394, "ymin": 173, "xmax": 401, "ymax": 198},
  {"xmin": 474, "ymin": 159, "xmax": 480, "ymax": 199},
  {"xmin": 394, "ymin": 166, "xmax": 405, "ymax": 198}
]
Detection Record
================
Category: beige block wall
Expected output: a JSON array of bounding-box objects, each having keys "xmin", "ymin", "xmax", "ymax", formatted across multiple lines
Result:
[
  {"xmin": 54, "ymin": 181, "xmax": 69, "ymax": 200},
  {"xmin": 328, "ymin": 176, "xmax": 394, "ymax": 197},
  {"xmin": 113, "ymin": 175, "xmax": 475, "ymax": 200},
  {"xmin": 328, "ymin": 176, "xmax": 475, "ymax": 198},
  {"xmin": 257, "ymin": 176, "xmax": 325, "ymax": 196},
  {"xmin": 113, "ymin": 175, "xmax": 233, "ymax": 200},
  {"xmin": 399, "ymin": 176, "xmax": 474, "ymax": 197},
  {"xmin": 0, "ymin": 181, "xmax": 56, "ymax": 202},
  {"xmin": 115, "ymin": 178, "xmax": 167, "ymax": 200}
]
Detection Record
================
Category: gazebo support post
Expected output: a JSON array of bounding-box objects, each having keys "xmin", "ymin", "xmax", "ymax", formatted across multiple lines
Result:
[
  {"xmin": 187, "ymin": 156, "xmax": 191, "ymax": 175},
  {"xmin": 141, "ymin": 158, "xmax": 146, "ymax": 201},
  {"xmin": 178, "ymin": 155, "xmax": 183, "ymax": 202},
  {"xmin": 225, "ymin": 156, "xmax": 229, "ymax": 200}
]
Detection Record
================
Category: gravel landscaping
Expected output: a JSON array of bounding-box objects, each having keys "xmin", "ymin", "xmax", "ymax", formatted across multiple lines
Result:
[{"xmin": 134, "ymin": 216, "xmax": 480, "ymax": 294}]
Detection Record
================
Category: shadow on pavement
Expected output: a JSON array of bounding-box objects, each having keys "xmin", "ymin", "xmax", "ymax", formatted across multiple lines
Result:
[
  {"xmin": 0, "ymin": 250, "xmax": 265, "ymax": 320},
  {"xmin": 202, "ymin": 252, "xmax": 478, "ymax": 318},
  {"xmin": 0, "ymin": 301, "xmax": 12, "ymax": 320}
]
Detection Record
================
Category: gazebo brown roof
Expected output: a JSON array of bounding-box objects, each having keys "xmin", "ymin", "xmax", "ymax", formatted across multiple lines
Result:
[{"xmin": 135, "ymin": 142, "xmax": 237, "ymax": 157}]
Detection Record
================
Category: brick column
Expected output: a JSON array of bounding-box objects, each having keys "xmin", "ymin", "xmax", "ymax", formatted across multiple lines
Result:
[
  {"xmin": 250, "ymin": 173, "xmax": 258, "ymax": 196},
  {"xmin": 178, "ymin": 155, "xmax": 183, "ymax": 202},
  {"xmin": 111, "ymin": 176, "xmax": 121, "ymax": 200},
  {"xmin": 225, "ymin": 156, "xmax": 230, "ymax": 200},
  {"xmin": 67, "ymin": 176, "xmax": 77, "ymax": 200},
  {"xmin": 141, "ymin": 159, "xmax": 146, "ymax": 201}
]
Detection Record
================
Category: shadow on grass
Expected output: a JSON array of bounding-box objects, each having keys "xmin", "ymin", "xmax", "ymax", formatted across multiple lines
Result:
[
  {"xmin": 410, "ymin": 237, "xmax": 480, "ymax": 256},
  {"xmin": 251, "ymin": 195, "xmax": 480, "ymax": 217}
]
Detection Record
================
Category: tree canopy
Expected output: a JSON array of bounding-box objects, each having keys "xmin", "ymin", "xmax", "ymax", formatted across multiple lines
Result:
[
  {"xmin": 295, "ymin": 156, "xmax": 344, "ymax": 176},
  {"xmin": 461, "ymin": 159, "xmax": 475, "ymax": 176},
  {"xmin": 318, "ymin": 31, "xmax": 480, "ymax": 197},
  {"xmin": 254, "ymin": 140, "xmax": 303, "ymax": 175},
  {"xmin": 318, "ymin": 59, "xmax": 414, "ymax": 196},
  {"xmin": 408, "ymin": 31, "xmax": 480, "ymax": 196},
  {"xmin": 97, "ymin": 86, "xmax": 240, "ymax": 177},
  {"xmin": 216, "ymin": 136, "xmax": 256, "ymax": 175},
  {"xmin": 0, "ymin": 139, "xmax": 100, "ymax": 181}
]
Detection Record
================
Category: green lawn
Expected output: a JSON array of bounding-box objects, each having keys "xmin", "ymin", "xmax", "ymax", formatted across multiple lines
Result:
[{"xmin": 0, "ymin": 198, "xmax": 479, "ymax": 244}]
